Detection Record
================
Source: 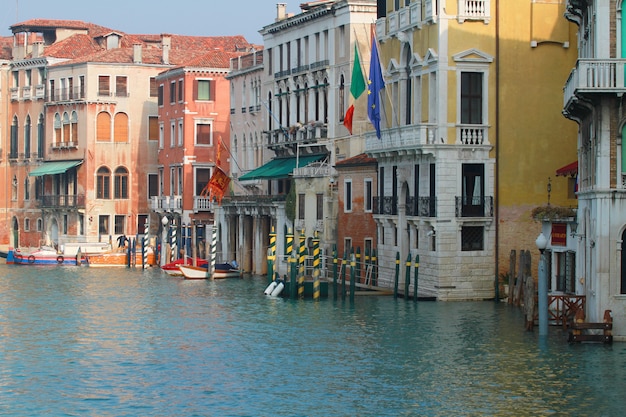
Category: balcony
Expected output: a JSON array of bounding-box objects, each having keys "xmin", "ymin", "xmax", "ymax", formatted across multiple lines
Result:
[
  {"xmin": 46, "ymin": 87, "xmax": 86, "ymax": 103},
  {"xmin": 22, "ymin": 86, "xmax": 32, "ymax": 100},
  {"xmin": 40, "ymin": 194, "xmax": 86, "ymax": 209},
  {"xmin": 193, "ymin": 196, "xmax": 214, "ymax": 212},
  {"xmin": 365, "ymin": 124, "xmax": 438, "ymax": 155},
  {"xmin": 35, "ymin": 84, "xmax": 45, "ymax": 99},
  {"xmin": 458, "ymin": 0, "xmax": 491, "ymax": 23},
  {"xmin": 563, "ymin": 59, "xmax": 626, "ymax": 114},
  {"xmin": 151, "ymin": 196, "xmax": 182, "ymax": 212},
  {"xmin": 373, "ymin": 196, "xmax": 398, "ymax": 215},
  {"xmin": 405, "ymin": 196, "xmax": 437, "ymax": 217},
  {"xmin": 267, "ymin": 122, "xmax": 327, "ymax": 151},
  {"xmin": 455, "ymin": 196, "xmax": 493, "ymax": 218},
  {"xmin": 10, "ymin": 87, "xmax": 19, "ymax": 101}
]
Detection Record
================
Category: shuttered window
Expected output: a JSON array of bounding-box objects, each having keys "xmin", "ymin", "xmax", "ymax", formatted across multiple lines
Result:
[
  {"xmin": 114, "ymin": 113, "xmax": 128, "ymax": 143},
  {"xmin": 97, "ymin": 112, "xmax": 111, "ymax": 142},
  {"xmin": 195, "ymin": 79, "xmax": 214, "ymax": 101},
  {"xmin": 148, "ymin": 116, "xmax": 159, "ymax": 141},
  {"xmin": 150, "ymin": 77, "xmax": 158, "ymax": 97},
  {"xmin": 98, "ymin": 75, "xmax": 110, "ymax": 96},
  {"xmin": 196, "ymin": 123, "xmax": 212, "ymax": 145},
  {"xmin": 116, "ymin": 76, "xmax": 128, "ymax": 97}
]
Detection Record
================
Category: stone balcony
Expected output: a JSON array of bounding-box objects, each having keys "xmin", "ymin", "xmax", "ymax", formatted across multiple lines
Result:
[{"xmin": 563, "ymin": 59, "xmax": 626, "ymax": 116}]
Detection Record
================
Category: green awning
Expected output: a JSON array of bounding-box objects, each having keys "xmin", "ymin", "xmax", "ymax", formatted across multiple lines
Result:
[
  {"xmin": 29, "ymin": 160, "xmax": 83, "ymax": 177},
  {"xmin": 238, "ymin": 154, "xmax": 325, "ymax": 181}
]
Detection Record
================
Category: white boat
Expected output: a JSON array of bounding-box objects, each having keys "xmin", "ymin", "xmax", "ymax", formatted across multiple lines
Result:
[{"xmin": 178, "ymin": 261, "xmax": 242, "ymax": 280}]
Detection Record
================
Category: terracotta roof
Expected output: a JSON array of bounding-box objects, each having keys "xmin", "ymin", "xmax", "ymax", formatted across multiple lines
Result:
[
  {"xmin": 44, "ymin": 34, "xmax": 102, "ymax": 59},
  {"xmin": 335, "ymin": 153, "xmax": 377, "ymax": 168},
  {"xmin": 10, "ymin": 19, "xmax": 114, "ymax": 34}
]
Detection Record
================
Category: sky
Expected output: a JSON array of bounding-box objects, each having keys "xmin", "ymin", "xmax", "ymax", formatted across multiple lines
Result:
[{"xmin": 1, "ymin": 0, "xmax": 291, "ymax": 44}]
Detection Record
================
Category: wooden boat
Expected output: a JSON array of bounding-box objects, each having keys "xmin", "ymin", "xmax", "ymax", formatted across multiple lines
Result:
[
  {"xmin": 86, "ymin": 248, "xmax": 156, "ymax": 267},
  {"xmin": 178, "ymin": 264, "xmax": 209, "ymax": 279},
  {"xmin": 7, "ymin": 247, "xmax": 83, "ymax": 266},
  {"xmin": 162, "ymin": 257, "xmax": 208, "ymax": 276},
  {"xmin": 178, "ymin": 261, "xmax": 242, "ymax": 280}
]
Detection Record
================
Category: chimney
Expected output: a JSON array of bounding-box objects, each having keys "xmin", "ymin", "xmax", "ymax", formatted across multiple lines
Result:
[
  {"xmin": 276, "ymin": 3, "xmax": 287, "ymax": 21},
  {"xmin": 133, "ymin": 44, "xmax": 142, "ymax": 64},
  {"xmin": 161, "ymin": 34, "xmax": 171, "ymax": 65},
  {"xmin": 32, "ymin": 41, "xmax": 44, "ymax": 58}
]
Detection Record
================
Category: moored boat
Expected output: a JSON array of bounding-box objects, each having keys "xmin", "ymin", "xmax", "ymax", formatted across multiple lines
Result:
[
  {"xmin": 213, "ymin": 262, "xmax": 243, "ymax": 279},
  {"xmin": 86, "ymin": 248, "xmax": 156, "ymax": 267},
  {"xmin": 178, "ymin": 264, "xmax": 209, "ymax": 279},
  {"xmin": 162, "ymin": 257, "xmax": 209, "ymax": 276},
  {"xmin": 7, "ymin": 247, "xmax": 83, "ymax": 266}
]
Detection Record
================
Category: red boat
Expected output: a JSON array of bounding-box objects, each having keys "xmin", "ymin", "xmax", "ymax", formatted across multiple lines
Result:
[{"xmin": 162, "ymin": 257, "xmax": 208, "ymax": 276}]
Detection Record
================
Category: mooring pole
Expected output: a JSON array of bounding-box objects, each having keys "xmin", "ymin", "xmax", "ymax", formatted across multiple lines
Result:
[
  {"xmin": 332, "ymin": 244, "xmax": 338, "ymax": 300},
  {"xmin": 413, "ymin": 254, "xmax": 419, "ymax": 302},
  {"xmin": 267, "ymin": 226, "xmax": 276, "ymax": 285},
  {"xmin": 405, "ymin": 253, "xmax": 411, "ymax": 301},
  {"xmin": 298, "ymin": 230, "xmax": 306, "ymax": 299},
  {"xmin": 394, "ymin": 252, "xmax": 400, "ymax": 299},
  {"xmin": 349, "ymin": 248, "xmax": 356, "ymax": 303}
]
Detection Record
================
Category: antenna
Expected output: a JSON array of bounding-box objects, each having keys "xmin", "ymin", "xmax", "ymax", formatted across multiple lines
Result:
[{"xmin": 16, "ymin": 0, "xmax": 18, "ymax": 21}]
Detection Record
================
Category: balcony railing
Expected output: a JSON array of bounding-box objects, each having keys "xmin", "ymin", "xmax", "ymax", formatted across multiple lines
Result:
[
  {"xmin": 405, "ymin": 196, "xmax": 437, "ymax": 217},
  {"xmin": 365, "ymin": 124, "xmax": 437, "ymax": 153},
  {"xmin": 151, "ymin": 196, "xmax": 182, "ymax": 212},
  {"xmin": 46, "ymin": 87, "xmax": 86, "ymax": 103},
  {"xmin": 193, "ymin": 196, "xmax": 214, "ymax": 212},
  {"xmin": 40, "ymin": 194, "xmax": 86, "ymax": 209},
  {"xmin": 564, "ymin": 59, "xmax": 626, "ymax": 109},
  {"xmin": 267, "ymin": 123, "xmax": 327, "ymax": 149},
  {"xmin": 455, "ymin": 196, "xmax": 494, "ymax": 217},
  {"xmin": 458, "ymin": 0, "xmax": 491, "ymax": 23},
  {"xmin": 373, "ymin": 196, "xmax": 398, "ymax": 215}
]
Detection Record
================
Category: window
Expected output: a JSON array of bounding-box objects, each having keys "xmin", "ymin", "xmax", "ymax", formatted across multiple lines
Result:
[
  {"xmin": 25, "ymin": 69, "xmax": 31, "ymax": 87},
  {"xmin": 11, "ymin": 176, "xmax": 17, "ymax": 200},
  {"xmin": 148, "ymin": 173, "xmax": 159, "ymax": 198},
  {"xmin": 49, "ymin": 79, "xmax": 55, "ymax": 101},
  {"xmin": 178, "ymin": 119, "xmax": 183, "ymax": 146},
  {"xmin": 70, "ymin": 111, "xmax": 78, "ymax": 144},
  {"xmin": 150, "ymin": 77, "xmax": 158, "ymax": 97},
  {"xmin": 178, "ymin": 79, "xmax": 183, "ymax": 102},
  {"xmin": 114, "ymin": 113, "xmax": 128, "ymax": 143},
  {"xmin": 461, "ymin": 72, "xmax": 483, "ymax": 124},
  {"xmin": 170, "ymin": 167, "xmax": 175, "ymax": 196},
  {"xmin": 24, "ymin": 218, "xmax": 30, "ymax": 232},
  {"xmin": 339, "ymin": 74, "xmax": 345, "ymax": 122},
  {"xmin": 316, "ymin": 193, "xmax": 323, "ymax": 220},
  {"xmin": 196, "ymin": 121, "xmax": 212, "ymax": 145},
  {"xmin": 158, "ymin": 84, "xmax": 164, "ymax": 106},
  {"xmin": 461, "ymin": 164, "xmax": 485, "ymax": 217},
  {"xmin": 37, "ymin": 114, "xmax": 44, "ymax": 158},
  {"xmin": 114, "ymin": 215, "xmax": 125, "ymax": 235},
  {"xmin": 37, "ymin": 218, "xmax": 43, "ymax": 232},
  {"xmin": 24, "ymin": 115, "xmax": 31, "ymax": 158},
  {"xmin": 79, "ymin": 76, "xmax": 85, "ymax": 98},
  {"xmin": 344, "ymin": 179, "xmax": 352, "ymax": 212},
  {"xmin": 195, "ymin": 168, "xmax": 211, "ymax": 195},
  {"xmin": 115, "ymin": 76, "xmax": 128, "ymax": 97},
  {"xmin": 170, "ymin": 121, "xmax": 176, "ymax": 147},
  {"xmin": 170, "ymin": 81, "xmax": 176, "ymax": 104},
  {"xmin": 138, "ymin": 215, "xmax": 149, "ymax": 234},
  {"xmin": 79, "ymin": 214, "xmax": 84, "ymax": 235},
  {"xmin": 97, "ymin": 112, "xmax": 111, "ymax": 142},
  {"xmin": 24, "ymin": 177, "xmax": 30, "ymax": 200},
  {"xmin": 63, "ymin": 214, "xmax": 68, "ymax": 234},
  {"xmin": 364, "ymin": 179, "xmax": 373, "ymax": 212},
  {"xmin": 195, "ymin": 79, "xmax": 214, "ymax": 101},
  {"xmin": 97, "ymin": 167, "xmax": 111, "ymax": 199},
  {"xmin": 298, "ymin": 194, "xmax": 305, "ymax": 220},
  {"xmin": 99, "ymin": 215, "xmax": 109, "ymax": 235},
  {"xmin": 177, "ymin": 166, "xmax": 183, "ymax": 195},
  {"xmin": 344, "ymin": 238, "xmax": 352, "ymax": 260},
  {"xmin": 461, "ymin": 226, "xmax": 484, "ymax": 251},
  {"xmin": 10, "ymin": 116, "xmax": 18, "ymax": 159},
  {"xmin": 98, "ymin": 75, "xmax": 110, "ymax": 96},
  {"xmin": 67, "ymin": 77, "xmax": 73, "ymax": 100},
  {"xmin": 148, "ymin": 116, "xmax": 159, "ymax": 141},
  {"xmin": 159, "ymin": 123, "xmax": 164, "ymax": 148},
  {"xmin": 114, "ymin": 167, "xmax": 129, "ymax": 199}
]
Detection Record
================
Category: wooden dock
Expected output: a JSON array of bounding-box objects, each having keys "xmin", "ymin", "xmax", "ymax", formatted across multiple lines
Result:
[{"xmin": 568, "ymin": 309, "xmax": 613, "ymax": 344}]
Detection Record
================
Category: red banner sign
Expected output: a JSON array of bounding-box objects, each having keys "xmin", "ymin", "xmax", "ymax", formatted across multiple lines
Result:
[{"xmin": 551, "ymin": 223, "xmax": 567, "ymax": 246}]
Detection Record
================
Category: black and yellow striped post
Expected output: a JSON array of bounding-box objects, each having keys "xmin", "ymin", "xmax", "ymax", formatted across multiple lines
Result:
[
  {"xmin": 355, "ymin": 247, "xmax": 361, "ymax": 284},
  {"xmin": 404, "ymin": 253, "xmax": 411, "ymax": 301},
  {"xmin": 332, "ymin": 244, "xmax": 338, "ymax": 300},
  {"xmin": 413, "ymin": 254, "xmax": 420, "ymax": 302},
  {"xmin": 267, "ymin": 226, "xmax": 276, "ymax": 285},
  {"xmin": 289, "ymin": 249, "xmax": 297, "ymax": 299},
  {"xmin": 394, "ymin": 252, "xmax": 400, "ymax": 299},
  {"xmin": 349, "ymin": 248, "xmax": 356, "ymax": 303},
  {"xmin": 372, "ymin": 249, "xmax": 378, "ymax": 287},
  {"xmin": 364, "ymin": 247, "xmax": 370, "ymax": 284},
  {"xmin": 298, "ymin": 230, "xmax": 306, "ymax": 299},
  {"xmin": 340, "ymin": 253, "xmax": 347, "ymax": 300},
  {"xmin": 313, "ymin": 231, "xmax": 320, "ymax": 301}
]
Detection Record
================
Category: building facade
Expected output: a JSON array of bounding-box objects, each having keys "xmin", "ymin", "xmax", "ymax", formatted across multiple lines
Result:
[
  {"xmin": 367, "ymin": 0, "xmax": 578, "ymax": 299},
  {"xmin": 563, "ymin": 0, "xmax": 626, "ymax": 338}
]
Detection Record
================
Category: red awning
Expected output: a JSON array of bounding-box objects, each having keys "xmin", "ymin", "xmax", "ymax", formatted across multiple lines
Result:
[{"xmin": 556, "ymin": 161, "xmax": 578, "ymax": 177}]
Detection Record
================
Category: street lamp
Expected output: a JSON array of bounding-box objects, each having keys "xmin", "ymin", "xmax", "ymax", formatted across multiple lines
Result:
[{"xmin": 535, "ymin": 232, "xmax": 548, "ymax": 336}]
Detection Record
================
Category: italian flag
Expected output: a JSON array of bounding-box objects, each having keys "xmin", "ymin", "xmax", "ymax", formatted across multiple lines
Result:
[{"xmin": 344, "ymin": 43, "xmax": 366, "ymax": 135}]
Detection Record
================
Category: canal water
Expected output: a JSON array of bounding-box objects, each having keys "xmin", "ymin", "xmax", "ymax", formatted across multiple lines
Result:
[{"xmin": 0, "ymin": 265, "xmax": 623, "ymax": 417}]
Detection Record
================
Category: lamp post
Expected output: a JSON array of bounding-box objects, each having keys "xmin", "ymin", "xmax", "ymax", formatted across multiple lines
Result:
[
  {"xmin": 535, "ymin": 231, "xmax": 548, "ymax": 336},
  {"xmin": 161, "ymin": 216, "xmax": 169, "ymax": 267}
]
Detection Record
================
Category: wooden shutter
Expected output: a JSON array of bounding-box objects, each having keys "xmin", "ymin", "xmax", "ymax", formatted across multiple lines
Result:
[
  {"xmin": 114, "ymin": 113, "xmax": 128, "ymax": 143},
  {"xmin": 148, "ymin": 116, "xmax": 159, "ymax": 141},
  {"xmin": 97, "ymin": 112, "xmax": 111, "ymax": 142}
]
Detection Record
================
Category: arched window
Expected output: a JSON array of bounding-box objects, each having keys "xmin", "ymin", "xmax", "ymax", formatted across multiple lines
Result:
[
  {"xmin": 24, "ymin": 115, "xmax": 31, "ymax": 158},
  {"xmin": 97, "ymin": 112, "xmax": 111, "ymax": 142},
  {"xmin": 10, "ymin": 116, "xmax": 18, "ymax": 159},
  {"xmin": 97, "ymin": 166, "xmax": 111, "ymax": 199},
  {"xmin": 114, "ymin": 166, "xmax": 129, "ymax": 199},
  {"xmin": 62, "ymin": 112, "xmax": 70, "ymax": 144},
  {"xmin": 12, "ymin": 175, "xmax": 18, "ymax": 200},
  {"xmin": 114, "ymin": 112, "xmax": 128, "ymax": 143},
  {"xmin": 37, "ymin": 114, "xmax": 44, "ymax": 158},
  {"xmin": 404, "ymin": 46, "xmax": 412, "ymax": 126},
  {"xmin": 54, "ymin": 113, "xmax": 62, "ymax": 145},
  {"xmin": 71, "ymin": 111, "xmax": 78, "ymax": 144}
]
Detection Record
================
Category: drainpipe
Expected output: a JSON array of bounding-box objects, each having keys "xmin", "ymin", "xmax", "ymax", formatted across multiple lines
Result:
[{"xmin": 494, "ymin": 0, "xmax": 500, "ymax": 302}]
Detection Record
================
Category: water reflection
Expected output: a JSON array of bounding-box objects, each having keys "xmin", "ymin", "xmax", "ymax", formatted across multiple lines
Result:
[{"xmin": 0, "ymin": 265, "xmax": 623, "ymax": 416}]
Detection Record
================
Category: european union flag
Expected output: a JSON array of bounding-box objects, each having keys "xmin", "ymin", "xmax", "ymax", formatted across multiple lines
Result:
[{"xmin": 367, "ymin": 37, "xmax": 385, "ymax": 139}]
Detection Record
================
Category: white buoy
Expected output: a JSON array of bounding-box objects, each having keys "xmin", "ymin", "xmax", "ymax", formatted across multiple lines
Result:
[
  {"xmin": 264, "ymin": 281, "xmax": 277, "ymax": 295},
  {"xmin": 270, "ymin": 281, "xmax": 285, "ymax": 297}
]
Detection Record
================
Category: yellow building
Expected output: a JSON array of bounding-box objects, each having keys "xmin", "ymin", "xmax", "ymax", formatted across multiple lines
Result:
[{"xmin": 366, "ymin": 0, "xmax": 578, "ymax": 300}]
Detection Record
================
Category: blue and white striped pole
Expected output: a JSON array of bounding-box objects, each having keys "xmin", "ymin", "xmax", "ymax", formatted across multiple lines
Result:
[
  {"xmin": 142, "ymin": 219, "xmax": 149, "ymax": 269},
  {"xmin": 210, "ymin": 222, "xmax": 217, "ymax": 278},
  {"xmin": 170, "ymin": 220, "xmax": 177, "ymax": 262}
]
